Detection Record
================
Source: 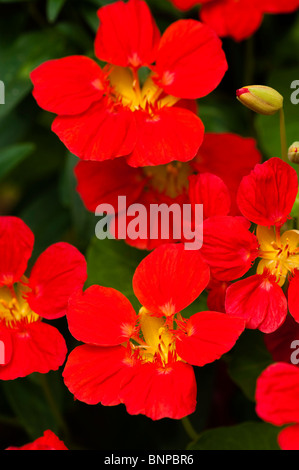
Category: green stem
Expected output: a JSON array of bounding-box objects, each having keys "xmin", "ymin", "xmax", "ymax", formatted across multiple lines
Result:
[
  {"xmin": 181, "ymin": 417, "xmax": 199, "ymax": 442},
  {"xmin": 279, "ymin": 107, "xmax": 288, "ymax": 163}
]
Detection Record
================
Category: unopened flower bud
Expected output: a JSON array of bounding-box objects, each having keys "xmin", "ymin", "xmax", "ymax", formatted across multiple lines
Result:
[
  {"xmin": 236, "ymin": 85, "xmax": 283, "ymax": 115},
  {"xmin": 288, "ymin": 142, "xmax": 299, "ymax": 164}
]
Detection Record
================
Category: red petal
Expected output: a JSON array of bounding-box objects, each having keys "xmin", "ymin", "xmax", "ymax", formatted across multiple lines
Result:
[
  {"xmin": 237, "ymin": 157, "xmax": 298, "ymax": 228},
  {"xmin": 206, "ymin": 278, "xmax": 231, "ymax": 313},
  {"xmin": 6, "ymin": 430, "xmax": 68, "ymax": 450},
  {"xmin": 75, "ymin": 159, "xmax": 145, "ymax": 213},
  {"xmin": 188, "ymin": 172, "xmax": 231, "ymax": 219},
  {"xmin": 200, "ymin": 0, "xmax": 263, "ymax": 42},
  {"xmin": 169, "ymin": 0, "xmax": 202, "ymax": 10},
  {"xmin": 52, "ymin": 99, "xmax": 136, "ymax": 162},
  {"xmin": 31, "ymin": 56, "xmax": 107, "ymax": 115},
  {"xmin": 67, "ymin": 285, "xmax": 137, "ymax": 346},
  {"xmin": 133, "ymin": 243, "xmax": 210, "ymax": 317},
  {"xmin": 278, "ymin": 424, "xmax": 299, "ymax": 451},
  {"xmin": 120, "ymin": 360, "xmax": 197, "ymax": 420},
  {"xmin": 262, "ymin": 0, "xmax": 299, "ymax": 13},
  {"xmin": 287, "ymin": 270, "xmax": 299, "ymax": 323},
  {"xmin": 27, "ymin": 242, "xmax": 87, "ymax": 320},
  {"xmin": 201, "ymin": 216, "xmax": 259, "ymax": 281},
  {"xmin": 126, "ymin": 106, "xmax": 204, "ymax": 167},
  {"xmin": 193, "ymin": 132, "xmax": 262, "ymax": 215},
  {"xmin": 255, "ymin": 362, "xmax": 299, "ymax": 426},
  {"xmin": 0, "ymin": 217, "xmax": 34, "ymax": 287},
  {"xmin": 63, "ymin": 344, "xmax": 136, "ymax": 406},
  {"xmin": 95, "ymin": 0, "xmax": 161, "ymax": 68},
  {"xmin": 176, "ymin": 311, "xmax": 244, "ymax": 366},
  {"xmin": 264, "ymin": 314, "xmax": 299, "ymax": 364},
  {"xmin": 153, "ymin": 19, "xmax": 227, "ymax": 99},
  {"xmin": 0, "ymin": 321, "xmax": 67, "ymax": 380},
  {"xmin": 225, "ymin": 274, "xmax": 287, "ymax": 333}
]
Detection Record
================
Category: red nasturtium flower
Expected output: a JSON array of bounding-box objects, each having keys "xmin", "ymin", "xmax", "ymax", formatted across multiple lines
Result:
[
  {"xmin": 63, "ymin": 243, "xmax": 245, "ymax": 420},
  {"xmin": 255, "ymin": 362, "xmax": 299, "ymax": 450},
  {"xmin": 201, "ymin": 157, "xmax": 299, "ymax": 333},
  {"xmin": 75, "ymin": 132, "xmax": 261, "ymax": 250},
  {"xmin": 0, "ymin": 216, "xmax": 87, "ymax": 380},
  {"xmin": 169, "ymin": 0, "xmax": 299, "ymax": 42},
  {"xmin": 30, "ymin": 0, "xmax": 228, "ymax": 167},
  {"xmin": 6, "ymin": 430, "xmax": 68, "ymax": 450}
]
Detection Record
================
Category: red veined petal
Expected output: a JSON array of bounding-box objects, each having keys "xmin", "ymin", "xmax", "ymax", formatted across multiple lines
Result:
[
  {"xmin": 286, "ymin": 270, "xmax": 299, "ymax": 323},
  {"xmin": 67, "ymin": 285, "xmax": 137, "ymax": 346},
  {"xmin": 206, "ymin": 278, "xmax": 231, "ymax": 313},
  {"xmin": 262, "ymin": 0, "xmax": 299, "ymax": 13},
  {"xmin": 63, "ymin": 344, "xmax": 136, "ymax": 406},
  {"xmin": 126, "ymin": 106, "xmax": 204, "ymax": 167},
  {"xmin": 255, "ymin": 362, "xmax": 299, "ymax": 426},
  {"xmin": 0, "ymin": 321, "xmax": 67, "ymax": 380},
  {"xmin": 27, "ymin": 242, "xmax": 87, "ymax": 320},
  {"xmin": 95, "ymin": 0, "xmax": 161, "ymax": 68},
  {"xmin": 132, "ymin": 243, "xmax": 210, "ymax": 317},
  {"xmin": 75, "ymin": 159, "xmax": 145, "ymax": 213},
  {"xmin": 188, "ymin": 172, "xmax": 231, "ymax": 219},
  {"xmin": 153, "ymin": 19, "xmax": 227, "ymax": 99},
  {"xmin": 237, "ymin": 157, "xmax": 298, "ymax": 228},
  {"xmin": 119, "ymin": 360, "xmax": 197, "ymax": 420},
  {"xmin": 278, "ymin": 424, "xmax": 299, "ymax": 451},
  {"xmin": 201, "ymin": 216, "xmax": 259, "ymax": 281},
  {"xmin": 192, "ymin": 133, "xmax": 262, "ymax": 215},
  {"xmin": 0, "ymin": 217, "xmax": 34, "ymax": 287},
  {"xmin": 176, "ymin": 311, "xmax": 245, "ymax": 367},
  {"xmin": 200, "ymin": 0, "xmax": 264, "ymax": 42},
  {"xmin": 225, "ymin": 273, "xmax": 287, "ymax": 333},
  {"xmin": 30, "ymin": 56, "xmax": 107, "ymax": 116},
  {"xmin": 169, "ymin": 0, "xmax": 201, "ymax": 11},
  {"xmin": 52, "ymin": 99, "xmax": 137, "ymax": 162},
  {"xmin": 263, "ymin": 314, "xmax": 299, "ymax": 364},
  {"xmin": 6, "ymin": 430, "xmax": 68, "ymax": 451}
]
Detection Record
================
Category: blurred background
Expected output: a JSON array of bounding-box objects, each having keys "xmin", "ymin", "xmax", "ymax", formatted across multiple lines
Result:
[{"xmin": 0, "ymin": 0, "xmax": 299, "ymax": 451}]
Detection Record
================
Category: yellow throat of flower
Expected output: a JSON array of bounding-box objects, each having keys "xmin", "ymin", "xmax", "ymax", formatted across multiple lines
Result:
[{"xmin": 0, "ymin": 279, "xmax": 39, "ymax": 327}]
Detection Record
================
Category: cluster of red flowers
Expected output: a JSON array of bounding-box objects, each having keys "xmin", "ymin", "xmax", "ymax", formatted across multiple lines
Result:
[
  {"xmin": 169, "ymin": 0, "xmax": 299, "ymax": 41},
  {"xmin": 2, "ymin": 0, "xmax": 299, "ymax": 451}
]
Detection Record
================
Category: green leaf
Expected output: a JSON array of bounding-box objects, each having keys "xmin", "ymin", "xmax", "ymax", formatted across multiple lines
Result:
[
  {"xmin": 0, "ymin": 142, "xmax": 34, "ymax": 179},
  {"xmin": 226, "ymin": 329, "xmax": 273, "ymax": 402},
  {"xmin": 188, "ymin": 421, "xmax": 281, "ymax": 450},
  {"xmin": 86, "ymin": 237, "xmax": 146, "ymax": 311},
  {"xmin": 46, "ymin": 0, "xmax": 67, "ymax": 23}
]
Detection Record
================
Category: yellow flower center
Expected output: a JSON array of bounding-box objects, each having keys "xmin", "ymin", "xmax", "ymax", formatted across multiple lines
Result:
[
  {"xmin": 256, "ymin": 225, "xmax": 299, "ymax": 286},
  {"xmin": 0, "ymin": 278, "xmax": 39, "ymax": 328},
  {"xmin": 143, "ymin": 161, "xmax": 193, "ymax": 198}
]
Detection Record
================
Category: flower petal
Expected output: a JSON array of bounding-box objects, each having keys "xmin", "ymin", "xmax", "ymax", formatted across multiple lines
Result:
[
  {"xmin": 188, "ymin": 172, "xmax": 231, "ymax": 219},
  {"xmin": 255, "ymin": 362, "xmax": 299, "ymax": 426},
  {"xmin": 176, "ymin": 311, "xmax": 245, "ymax": 366},
  {"xmin": 27, "ymin": 242, "xmax": 87, "ymax": 320},
  {"xmin": 95, "ymin": 0, "xmax": 161, "ymax": 68},
  {"xmin": 154, "ymin": 19, "xmax": 227, "ymax": 99},
  {"xmin": 126, "ymin": 106, "xmax": 204, "ymax": 167},
  {"xmin": 287, "ymin": 270, "xmax": 299, "ymax": 323},
  {"xmin": 225, "ymin": 273, "xmax": 287, "ymax": 333},
  {"xmin": 237, "ymin": 157, "xmax": 298, "ymax": 228},
  {"xmin": 0, "ymin": 217, "xmax": 34, "ymax": 287},
  {"xmin": 133, "ymin": 243, "xmax": 210, "ymax": 317},
  {"xmin": 278, "ymin": 424, "xmax": 299, "ymax": 451},
  {"xmin": 67, "ymin": 285, "xmax": 137, "ymax": 346},
  {"xmin": 31, "ymin": 56, "xmax": 107, "ymax": 115}
]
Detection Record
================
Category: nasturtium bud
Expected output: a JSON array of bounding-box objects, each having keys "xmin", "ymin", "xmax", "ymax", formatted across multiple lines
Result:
[
  {"xmin": 288, "ymin": 142, "xmax": 299, "ymax": 164},
  {"xmin": 236, "ymin": 85, "xmax": 283, "ymax": 115}
]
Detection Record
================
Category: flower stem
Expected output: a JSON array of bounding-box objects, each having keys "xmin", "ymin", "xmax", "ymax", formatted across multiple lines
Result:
[
  {"xmin": 181, "ymin": 417, "xmax": 199, "ymax": 442},
  {"xmin": 279, "ymin": 107, "xmax": 288, "ymax": 163}
]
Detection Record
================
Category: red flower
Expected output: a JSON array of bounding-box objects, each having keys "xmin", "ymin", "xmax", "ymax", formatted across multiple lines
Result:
[
  {"xmin": 255, "ymin": 362, "xmax": 299, "ymax": 450},
  {"xmin": 63, "ymin": 243, "xmax": 244, "ymax": 420},
  {"xmin": 6, "ymin": 430, "xmax": 68, "ymax": 450},
  {"xmin": 170, "ymin": 0, "xmax": 299, "ymax": 41},
  {"xmin": 30, "ymin": 0, "xmax": 228, "ymax": 167},
  {"xmin": 75, "ymin": 132, "xmax": 261, "ymax": 250},
  {"xmin": 0, "ymin": 217, "xmax": 87, "ymax": 380},
  {"xmin": 214, "ymin": 157, "xmax": 299, "ymax": 333}
]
